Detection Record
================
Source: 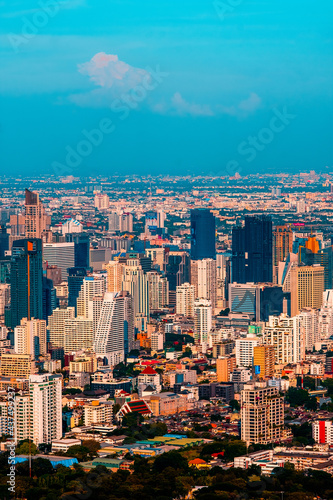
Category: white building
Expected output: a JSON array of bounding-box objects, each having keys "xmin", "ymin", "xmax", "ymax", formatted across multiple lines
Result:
[
  {"xmin": 119, "ymin": 213, "xmax": 133, "ymax": 233},
  {"xmin": 48, "ymin": 307, "xmax": 75, "ymax": 348},
  {"xmin": 94, "ymin": 193, "xmax": 109, "ymax": 210},
  {"xmin": 76, "ymin": 276, "xmax": 105, "ymax": 320},
  {"xmin": 121, "ymin": 259, "xmax": 149, "ymax": 321},
  {"xmin": 43, "ymin": 242, "xmax": 75, "ymax": 279},
  {"xmin": 64, "ymin": 317, "xmax": 94, "ymax": 352},
  {"xmin": 94, "ymin": 291, "xmax": 134, "ymax": 365},
  {"xmin": 318, "ymin": 290, "xmax": 333, "ymax": 340},
  {"xmin": 235, "ymin": 335, "xmax": 260, "ymax": 367},
  {"xmin": 191, "ymin": 258, "xmax": 217, "ymax": 309},
  {"xmin": 61, "ymin": 218, "xmax": 83, "ymax": 235},
  {"xmin": 84, "ymin": 401, "xmax": 113, "ymax": 426},
  {"xmin": 15, "ymin": 374, "xmax": 62, "ymax": 445},
  {"xmin": 151, "ymin": 331, "xmax": 164, "ymax": 351},
  {"xmin": 194, "ymin": 299, "xmax": 212, "ymax": 347}
]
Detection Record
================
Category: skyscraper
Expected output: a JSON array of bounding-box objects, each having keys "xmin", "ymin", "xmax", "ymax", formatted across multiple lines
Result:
[
  {"xmin": 43, "ymin": 242, "xmax": 75, "ymax": 279},
  {"xmin": 68, "ymin": 267, "xmax": 87, "ymax": 312},
  {"xmin": 25, "ymin": 188, "xmax": 50, "ymax": 239},
  {"xmin": 241, "ymin": 382, "xmax": 284, "ymax": 445},
  {"xmin": 273, "ymin": 225, "xmax": 293, "ymax": 267},
  {"xmin": 164, "ymin": 251, "xmax": 190, "ymax": 305},
  {"xmin": 147, "ymin": 271, "xmax": 169, "ymax": 311},
  {"xmin": 14, "ymin": 318, "xmax": 47, "ymax": 358},
  {"xmin": 66, "ymin": 232, "xmax": 90, "ymax": 269},
  {"xmin": 121, "ymin": 259, "xmax": 149, "ymax": 321},
  {"xmin": 232, "ymin": 215, "xmax": 273, "ymax": 283},
  {"xmin": 299, "ymin": 236, "xmax": 333, "ymax": 290},
  {"xmin": 290, "ymin": 265, "xmax": 324, "ymax": 316},
  {"xmin": 190, "ymin": 209, "xmax": 216, "ymax": 260},
  {"xmin": 94, "ymin": 291, "xmax": 134, "ymax": 365},
  {"xmin": 191, "ymin": 258, "xmax": 217, "ymax": 308},
  {"xmin": 194, "ymin": 298, "xmax": 212, "ymax": 347},
  {"xmin": 176, "ymin": 282, "xmax": 195, "ymax": 317},
  {"xmin": 10, "ymin": 239, "xmax": 43, "ymax": 329}
]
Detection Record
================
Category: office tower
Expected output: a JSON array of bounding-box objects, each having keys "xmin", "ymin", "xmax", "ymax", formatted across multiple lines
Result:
[
  {"xmin": 0, "ymin": 257, "xmax": 11, "ymax": 284},
  {"xmin": 241, "ymin": 382, "xmax": 284, "ymax": 445},
  {"xmin": 14, "ymin": 318, "xmax": 47, "ymax": 358},
  {"xmin": 61, "ymin": 218, "xmax": 83, "ymax": 235},
  {"xmin": 232, "ymin": 215, "xmax": 273, "ymax": 283},
  {"xmin": 164, "ymin": 251, "xmax": 190, "ymax": 305},
  {"xmin": 24, "ymin": 188, "xmax": 51, "ymax": 239},
  {"xmin": 146, "ymin": 248, "xmax": 165, "ymax": 271},
  {"xmin": 119, "ymin": 213, "xmax": 133, "ymax": 233},
  {"xmin": 10, "ymin": 239, "xmax": 43, "ymax": 329},
  {"xmin": 299, "ymin": 236, "xmax": 333, "ymax": 290},
  {"xmin": 212, "ymin": 342, "xmax": 235, "ymax": 358},
  {"xmin": 66, "ymin": 232, "xmax": 90, "ymax": 269},
  {"xmin": 273, "ymin": 225, "xmax": 293, "ymax": 267},
  {"xmin": 48, "ymin": 307, "xmax": 75, "ymax": 348},
  {"xmin": 190, "ymin": 209, "xmax": 216, "ymax": 260},
  {"xmin": 18, "ymin": 374, "xmax": 62, "ymax": 445},
  {"xmin": 68, "ymin": 267, "xmax": 87, "ymax": 312},
  {"xmin": 76, "ymin": 276, "xmax": 105, "ymax": 319},
  {"xmin": 235, "ymin": 335, "xmax": 260, "ymax": 367},
  {"xmin": 176, "ymin": 282, "xmax": 195, "ymax": 317},
  {"xmin": 290, "ymin": 265, "xmax": 324, "ymax": 316},
  {"xmin": 64, "ymin": 317, "xmax": 94, "ymax": 352},
  {"xmin": 0, "ymin": 353, "xmax": 37, "ymax": 377},
  {"xmin": 0, "ymin": 226, "xmax": 9, "ymax": 258},
  {"xmin": 122, "ymin": 259, "xmax": 149, "ymax": 320},
  {"xmin": 253, "ymin": 345, "xmax": 275, "ymax": 378},
  {"xmin": 94, "ymin": 193, "xmax": 109, "ymax": 210},
  {"xmin": 94, "ymin": 291, "xmax": 134, "ymax": 365},
  {"xmin": 43, "ymin": 242, "xmax": 75, "ymax": 279},
  {"xmin": 104, "ymin": 260, "xmax": 125, "ymax": 292},
  {"xmin": 228, "ymin": 283, "xmax": 283, "ymax": 321},
  {"xmin": 297, "ymin": 309, "xmax": 319, "ymax": 351},
  {"xmin": 216, "ymin": 357, "xmax": 236, "ymax": 382},
  {"xmin": 109, "ymin": 212, "xmax": 120, "ymax": 232},
  {"xmin": 42, "ymin": 276, "xmax": 56, "ymax": 322},
  {"xmin": 147, "ymin": 271, "xmax": 169, "ymax": 311},
  {"xmin": 191, "ymin": 258, "xmax": 217, "ymax": 309},
  {"xmin": 194, "ymin": 299, "xmax": 212, "ymax": 346}
]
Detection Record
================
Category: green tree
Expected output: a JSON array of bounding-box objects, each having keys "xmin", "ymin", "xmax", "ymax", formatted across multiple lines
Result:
[
  {"xmin": 229, "ymin": 399, "xmax": 240, "ymax": 412},
  {"xmin": 81, "ymin": 439, "xmax": 100, "ymax": 457},
  {"xmin": 16, "ymin": 440, "xmax": 38, "ymax": 456},
  {"xmin": 66, "ymin": 445, "xmax": 90, "ymax": 461},
  {"xmin": 153, "ymin": 451, "xmax": 189, "ymax": 473}
]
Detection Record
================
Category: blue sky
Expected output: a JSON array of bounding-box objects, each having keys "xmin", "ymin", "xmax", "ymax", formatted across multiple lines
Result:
[{"xmin": 0, "ymin": 0, "xmax": 332, "ymax": 177}]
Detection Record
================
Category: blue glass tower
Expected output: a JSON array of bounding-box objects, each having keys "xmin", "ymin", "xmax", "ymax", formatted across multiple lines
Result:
[{"xmin": 190, "ymin": 209, "xmax": 216, "ymax": 260}]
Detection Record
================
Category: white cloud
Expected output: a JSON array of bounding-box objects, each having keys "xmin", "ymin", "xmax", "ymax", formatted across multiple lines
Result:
[{"xmin": 69, "ymin": 52, "xmax": 152, "ymax": 107}]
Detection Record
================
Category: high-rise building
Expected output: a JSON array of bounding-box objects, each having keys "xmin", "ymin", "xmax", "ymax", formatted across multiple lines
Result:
[
  {"xmin": 10, "ymin": 239, "xmax": 43, "ymax": 329},
  {"xmin": 14, "ymin": 317, "xmax": 47, "ymax": 358},
  {"xmin": 299, "ymin": 236, "xmax": 333, "ymax": 290},
  {"xmin": 64, "ymin": 317, "xmax": 94, "ymax": 352},
  {"xmin": 232, "ymin": 215, "xmax": 273, "ymax": 284},
  {"xmin": 145, "ymin": 248, "xmax": 165, "ymax": 271},
  {"xmin": 164, "ymin": 251, "xmax": 190, "ymax": 305},
  {"xmin": 241, "ymin": 381, "xmax": 284, "ymax": 445},
  {"xmin": 48, "ymin": 307, "xmax": 75, "ymax": 348},
  {"xmin": 68, "ymin": 267, "xmax": 87, "ymax": 312},
  {"xmin": 94, "ymin": 291, "xmax": 134, "ymax": 365},
  {"xmin": 76, "ymin": 276, "xmax": 105, "ymax": 319},
  {"xmin": 176, "ymin": 282, "xmax": 195, "ymax": 317},
  {"xmin": 121, "ymin": 259, "xmax": 149, "ymax": 321},
  {"xmin": 147, "ymin": 271, "xmax": 169, "ymax": 311},
  {"xmin": 216, "ymin": 356, "xmax": 236, "ymax": 382},
  {"xmin": 43, "ymin": 242, "xmax": 75, "ymax": 279},
  {"xmin": 318, "ymin": 289, "xmax": 333, "ymax": 340},
  {"xmin": 235, "ymin": 335, "xmax": 260, "ymax": 367},
  {"xmin": 273, "ymin": 225, "xmax": 293, "ymax": 267},
  {"xmin": 15, "ymin": 374, "xmax": 62, "ymax": 445},
  {"xmin": 190, "ymin": 209, "xmax": 216, "ymax": 260},
  {"xmin": 94, "ymin": 193, "xmax": 109, "ymax": 210},
  {"xmin": 229, "ymin": 283, "xmax": 284, "ymax": 322},
  {"xmin": 42, "ymin": 276, "xmax": 57, "ymax": 323},
  {"xmin": 263, "ymin": 314, "xmax": 306, "ymax": 364},
  {"xmin": 24, "ymin": 188, "xmax": 51, "ymax": 239},
  {"xmin": 194, "ymin": 299, "xmax": 212, "ymax": 346},
  {"xmin": 66, "ymin": 233, "xmax": 90, "ymax": 269},
  {"xmin": 119, "ymin": 213, "xmax": 133, "ymax": 233},
  {"xmin": 104, "ymin": 260, "xmax": 125, "ymax": 293},
  {"xmin": 191, "ymin": 258, "xmax": 217, "ymax": 308},
  {"xmin": 109, "ymin": 212, "xmax": 120, "ymax": 232},
  {"xmin": 253, "ymin": 345, "xmax": 275, "ymax": 378},
  {"xmin": 290, "ymin": 265, "xmax": 324, "ymax": 316}
]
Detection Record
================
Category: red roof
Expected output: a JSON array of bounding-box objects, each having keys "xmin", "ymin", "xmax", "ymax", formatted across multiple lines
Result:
[{"xmin": 140, "ymin": 366, "xmax": 158, "ymax": 375}]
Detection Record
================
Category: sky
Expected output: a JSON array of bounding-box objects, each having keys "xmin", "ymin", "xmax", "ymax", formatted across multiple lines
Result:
[{"xmin": 0, "ymin": 0, "xmax": 332, "ymax": 177}]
